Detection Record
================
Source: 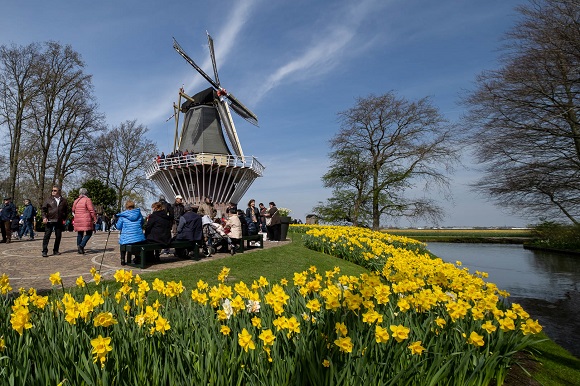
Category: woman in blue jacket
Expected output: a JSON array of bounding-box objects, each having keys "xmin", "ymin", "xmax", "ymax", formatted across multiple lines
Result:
[{"xmin": 116, "ymin": 200, "xmax": 146, "ymax": 265}]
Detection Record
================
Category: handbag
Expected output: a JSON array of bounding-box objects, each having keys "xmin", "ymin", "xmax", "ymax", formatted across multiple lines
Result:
[{"xmin": 266, "ymin": 210, "xmax": 278, "ymax": 226}]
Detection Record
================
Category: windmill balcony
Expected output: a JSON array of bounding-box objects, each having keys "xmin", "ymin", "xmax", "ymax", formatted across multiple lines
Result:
[
  {"xmin": 147, "ymin": 153, "xmax": 264, "ymax": 177},
  {"xmin": 145, "ymin": 153, "xmax": 265, "ymax": 208}
]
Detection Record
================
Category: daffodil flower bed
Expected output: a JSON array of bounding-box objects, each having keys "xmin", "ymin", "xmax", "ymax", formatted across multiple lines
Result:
[{"xmin": 0, "ymin": 226, "xmax": 542, "ymax": 385}]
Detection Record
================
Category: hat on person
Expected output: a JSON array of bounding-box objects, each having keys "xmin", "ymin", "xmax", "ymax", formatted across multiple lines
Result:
[
  {"xmin": 159, "ymin": 195, "xmax": 166, "ymax": 201},
  {"xmin": 3, "ymin": 197, "xmax": 10, "ymax": 201},
  {"xmin": 184, "ymin": 204, "xmax": 193, "ymax": 211},
  {"xmin": 175, "ymin": 195, "xmax": 183, "ymax": 200}
]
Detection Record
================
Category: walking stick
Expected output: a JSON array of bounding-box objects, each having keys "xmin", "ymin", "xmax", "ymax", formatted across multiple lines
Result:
[{"xmin": 98, "ymin": 228, "xmax": 113, "ymax": 274}]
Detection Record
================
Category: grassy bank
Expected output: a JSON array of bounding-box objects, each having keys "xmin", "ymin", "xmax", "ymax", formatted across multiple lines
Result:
[{"xmin": 382, "ymin": 228, "xmax": 533, "ymax": 243}]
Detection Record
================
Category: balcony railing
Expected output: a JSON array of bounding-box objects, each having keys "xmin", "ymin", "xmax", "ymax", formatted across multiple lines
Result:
[{"xmin": 146, "ymin": 153, "xmax": 265, "ymax": 179}]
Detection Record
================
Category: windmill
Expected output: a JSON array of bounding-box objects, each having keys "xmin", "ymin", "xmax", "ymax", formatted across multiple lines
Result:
[{"xmin": 146, "ymin": 32, "xmax": 264, "ymax": 214}]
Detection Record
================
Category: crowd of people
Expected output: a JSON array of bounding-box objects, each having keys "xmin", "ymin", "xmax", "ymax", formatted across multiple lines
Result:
[
  {"xmin": 114, "ymin": 195, "xmax": 282, "ymax": 265},
  {"xmin": 0, "ymin": 187, "xmax": 283, "ymax": 265}
]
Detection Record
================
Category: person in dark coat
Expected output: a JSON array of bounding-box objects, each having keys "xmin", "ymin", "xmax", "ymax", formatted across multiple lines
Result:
[
  {"xmin": 237, "ymin": 209, "xmax": 249, "ymax": 237},
  {"xmin": 175, "ymin": 204, "xmax": 202, "ymax": 257},
  {"xmin": 172, "ymin": 195, "xmax": 185, "ymax": 236},
  {"xmin": 145, "ymin": 201, "xmax": 172, "ymax": 262},
  {"xmin": 41, "ymin": 186, "xmax": 68, "ymax": 257},
  {"xmin": 0, "ymin": 197, "xmax": 16, "ymax": 243}
]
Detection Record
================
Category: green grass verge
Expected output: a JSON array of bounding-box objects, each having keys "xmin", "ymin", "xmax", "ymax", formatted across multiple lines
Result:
[
  {"xmin": 528, "ymin": 335, "xmax": 580, "ymax": 385},
  {"xmin": 137, "ymin": 240, "xmax": 368, "ymax": 288},
  {"xmin": 383, "ymin": 228, "xmax": 533, "ymax": 243}
]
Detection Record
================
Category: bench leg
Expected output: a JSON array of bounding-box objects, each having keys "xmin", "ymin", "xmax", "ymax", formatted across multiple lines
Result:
[
  {"xmin": 140, "ymin": 249, "xmax": 146, "ymax": 269},
  {"xmin": 191, "ymin": 242, "xmax": 199, "ymax": 260}
]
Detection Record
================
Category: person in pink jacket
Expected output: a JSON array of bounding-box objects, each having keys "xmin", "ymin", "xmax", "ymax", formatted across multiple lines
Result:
[{"xmin": 72, "ymin": 188, "xmax": 97, "ymax": 254}]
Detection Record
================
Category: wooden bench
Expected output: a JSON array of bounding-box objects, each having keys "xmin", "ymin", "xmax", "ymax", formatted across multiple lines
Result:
[
  {"xmin": 121, "ymin": 240, "xmax": 200, "ymax": 269},
  {"xmin": 238, "ymin": 234, "xmax": 264, "ymax": 253}
]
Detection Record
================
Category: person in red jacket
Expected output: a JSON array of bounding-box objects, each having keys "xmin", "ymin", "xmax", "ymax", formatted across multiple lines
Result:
[{"xmin": 72, "ymin": 188, "xmax": 97, "ymax": 254}]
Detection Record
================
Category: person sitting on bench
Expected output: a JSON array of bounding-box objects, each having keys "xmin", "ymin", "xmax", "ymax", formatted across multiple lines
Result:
[
  {"xmin": 174, "ymin": 204, "xmax": 202, "ymax": 258},
  {"xmin": 145, "ymin": 201, "xmax": 172, "ymax": 262},
  {"xmin": 116, "ymin": 200, "xmax": 146, "ymax": 265}
]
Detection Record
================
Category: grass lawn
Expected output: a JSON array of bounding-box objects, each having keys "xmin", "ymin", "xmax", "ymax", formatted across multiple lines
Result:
[
  {"xmin": 103, "ymin": 237, "xmax": 579, "ymax": 385},
  {"xmin": 137, "ymin": 240, "xmax": 368, "ymax": 288}
]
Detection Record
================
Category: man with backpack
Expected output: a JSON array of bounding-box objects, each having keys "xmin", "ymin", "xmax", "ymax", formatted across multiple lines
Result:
[{"xmin": 19, "ymin": 199, "xmax": 36, "ymax": 241}]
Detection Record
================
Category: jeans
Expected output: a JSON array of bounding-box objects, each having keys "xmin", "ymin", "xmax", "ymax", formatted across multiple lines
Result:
[
  {"xmin": 43, "ymin": 222, "xmax": 64, "ymax": 254},
  {"xmin": 77, "ymin": 230, "xmax": 93, "ymax": 248},
  {"xmin": 19, "ymin": 220, "xmax": 34, "ymax": 239}
]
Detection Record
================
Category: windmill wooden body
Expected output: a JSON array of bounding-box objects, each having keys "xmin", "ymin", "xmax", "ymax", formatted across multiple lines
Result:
[{"xmin": 146, "ymin": 33, "xmax": 264, "ymax": 213}]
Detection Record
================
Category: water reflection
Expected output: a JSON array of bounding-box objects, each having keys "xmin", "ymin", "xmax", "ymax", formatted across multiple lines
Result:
[{"xmin": 426, "ymin": 243, "xmax": 580, "ymax": 302}]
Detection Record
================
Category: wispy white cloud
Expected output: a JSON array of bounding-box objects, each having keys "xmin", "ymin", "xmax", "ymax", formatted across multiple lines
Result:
[
  {"xmin": 185, "ymin": 0, "xmax": 259, "ymax": 93},
  {"xmin": 251, "ymin": 0, "xmax": 386, "ymax": 105},
  {"xmin": 138, "ymin": 0, "xmax": 260, "ymax": 130}
]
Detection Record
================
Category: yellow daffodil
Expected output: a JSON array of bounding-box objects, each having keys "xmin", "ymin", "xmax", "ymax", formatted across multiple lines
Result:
[
  {"xmin": 93, "ymin": 312, "xmax": 118, "ymax": 328},
  {"xmin": 335, "ymin": 322, "xmax": 348, "ymax": 337},
  {"xmin": 375, "ymin": 325, "xmax": 389, "ymax": 343},
  {"xmin": 259, "ymin": 329, "xmax": 276, "ymax": 346},
  {"xmin": 389, "ymin": 324, "xmax": 410, "ymax": 343},
  {"xmin": 408, "ymin": 341, "xmax": 426, "ymax": 355},
  {"xmin": 238, "ymin": 328, "xmax": 255, "ymax": 352},
  {"xmin": 49, "ymin": 272, "xmax": 62, "ymax": 286},
  {"xmin": 91, "ymin": 335, "xmax": 112, "ymax": 368},
  {"xmin": 334, "ymin": 336, "xmax": 353, "ymax": 353},
  {"xmin": 521, "ymin": 319, "xmax": 542, "ymax": 335}
]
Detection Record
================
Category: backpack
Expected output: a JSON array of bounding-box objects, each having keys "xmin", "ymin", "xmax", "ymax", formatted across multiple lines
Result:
[{"xmin": 31, "ymin": 206, "xmax": 37, "ymax": 217}]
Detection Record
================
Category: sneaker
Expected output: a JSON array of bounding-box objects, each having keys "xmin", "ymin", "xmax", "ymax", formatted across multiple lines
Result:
[
  {"xmin": 42, "ymin": 252, "xmax": 48, "ymax": 257},
  {"xmin": 53, "ymin": 251, "xmax": 61, "ymax": 255}
]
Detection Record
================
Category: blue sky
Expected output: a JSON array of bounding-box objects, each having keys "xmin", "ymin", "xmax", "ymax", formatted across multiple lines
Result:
[{"xmin": 1, "ymin": 0, "xmax": 530, "ymax": 227}]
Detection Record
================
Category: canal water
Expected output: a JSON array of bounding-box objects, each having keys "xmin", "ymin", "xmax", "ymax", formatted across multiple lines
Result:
[{"xmin": 426, "ymin": 242, "xmax": 580, "ymax": 358}]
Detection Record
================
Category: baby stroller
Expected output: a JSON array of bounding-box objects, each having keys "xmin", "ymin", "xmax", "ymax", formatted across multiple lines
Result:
[{"xmin": 202, "ymin": 216, "xmax": 230, "ymax": 255}]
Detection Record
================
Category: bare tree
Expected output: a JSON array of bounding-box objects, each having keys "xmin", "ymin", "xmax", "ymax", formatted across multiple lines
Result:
[
  {"xmin": 0, "ymin": 43, "xmax": 41, "ymax": 199},
  {"xmin": 463, "ymin": 0, "xmax": 580, "ymax": 224},
  {"xmin": 319, "ymin": 92, "xmax": 459, "ymax": 230},
  {"xmin": 93, "ymin": 120, "xmax": 158, "ymax": 211},
  {"xmin": 318, "ymin": 149, "xmax": 372, "ymax": 226}
]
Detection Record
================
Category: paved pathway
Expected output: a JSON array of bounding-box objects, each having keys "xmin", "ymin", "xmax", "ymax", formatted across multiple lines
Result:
[{"xmin": 0, "ymin": 231, "xmax": 288, "ymax": 293}]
